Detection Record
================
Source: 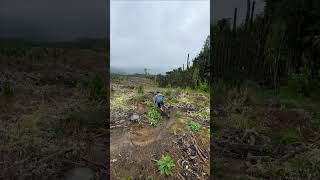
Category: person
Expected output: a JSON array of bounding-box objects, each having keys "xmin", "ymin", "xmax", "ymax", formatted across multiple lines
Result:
[{"xmin": 153, "ymin": 91, "xmax": 164, "ymax": 111}]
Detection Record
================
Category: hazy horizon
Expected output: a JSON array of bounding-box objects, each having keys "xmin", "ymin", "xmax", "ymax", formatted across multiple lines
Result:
[
  {"xmin": 111, "ymin": 65, "xmax": 176, "ymax": 75},
  {"xmin": 0, "ymin": 0, "xmax": 108, "ymax": 42}
]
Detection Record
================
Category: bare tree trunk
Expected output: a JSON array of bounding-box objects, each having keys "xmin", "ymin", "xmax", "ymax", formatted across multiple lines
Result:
[
  {"xmin": 245, "ymin": 0, "xmax": 251, "ymax": 31},
  {"xmin": 187, "ymin": 53, "xmax": 190, "ymax": 70},
  {"xmin": 233, "ymin": 8, "xmax": 238, "ymax": 33},
  {"xmin": 250, "ymin": 1, "xmax": 256, "ymax": 28}
]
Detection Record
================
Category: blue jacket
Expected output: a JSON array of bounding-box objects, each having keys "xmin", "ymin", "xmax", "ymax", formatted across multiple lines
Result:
[{"xmin": 155, "ymin": 94, "xmax": 164, "ymax": 103}]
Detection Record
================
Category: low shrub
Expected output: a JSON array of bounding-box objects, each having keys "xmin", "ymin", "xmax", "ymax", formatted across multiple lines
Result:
[
  {"xmin": 157, "ymin": 155, "xmax": 175, "ymax": 176},
  {"xmin": 197, "ymin": 82, "xmax": 209, "ymax": 92},
  {"xmin": 188, "ymin": 121, "xmax": 202, "ymax": 133},
  {"xmin": 136, "ymin": 85, "xmax": 144, "ymax": 95},
  {"xmin": 89, "ymin": 75, "xmax": 107, "ymax": 101},
  {"xmin": 164, "ymin": 88, "xmax": 172, "ymax": 97},
  {"xmin": 275, "ymin": 130, "xmax": 303, "ymax": 145},
  {"xmin": 287, "ymin": 67, "xmax": 320, "ymax": 97},
  {"xmin": 148, "ymin": 107, "xmax": 161, "ymax": 126},
  {"xmin": 145, "ymin": 99, "xmax": 153, "ymax": 107}
]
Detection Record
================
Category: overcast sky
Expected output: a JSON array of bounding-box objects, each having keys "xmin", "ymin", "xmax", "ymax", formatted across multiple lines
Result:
[
  {"xmin": 111, "ymin": 0, "xmax": 210, "ymax": 73},
  {"xmin": 213, "ymin": 0, "xmax": 265, "ymax": 25},
  {"xmin": 0, "ymin": 0, "xmax": 108, "ymax": 42}
]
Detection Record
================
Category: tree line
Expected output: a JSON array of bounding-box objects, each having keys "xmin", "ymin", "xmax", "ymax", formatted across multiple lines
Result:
[
  {"xmin": 155, "ymin": 36, "xmax": 210, "ymax": 90},
  {"xmin": 211, "ymin": 0, "xmax": 320, "ymax": 96}
]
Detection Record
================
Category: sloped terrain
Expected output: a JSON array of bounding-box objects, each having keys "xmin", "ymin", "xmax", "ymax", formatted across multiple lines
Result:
[
  {"xmin": 0, "ymin": 47, "xmax": 108, "ymax": 179},
  {"xmin": 212, "ymin": 82, "xmax": 320, "ymax": 179},
  {"xmin": 110, "ymin": 75, "xmax": 210, "ymax": 179}
]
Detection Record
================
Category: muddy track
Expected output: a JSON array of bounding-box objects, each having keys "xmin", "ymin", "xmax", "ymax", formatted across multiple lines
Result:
[{"xmin": 110, "ymin": 109, "xmax": 176, "ymax": 154}]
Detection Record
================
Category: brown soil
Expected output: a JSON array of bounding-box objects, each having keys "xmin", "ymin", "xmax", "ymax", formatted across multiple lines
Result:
[
  {"xmin": 110, "ymin": 110, "xmax": 177, "ymax": 179},
  {"xmin": 0, "ymin": 47, "xmax": 108, "ymax": 179},
  {"xmin": 110, "ymin": 77, "xmax": 210, "ymax": 179}
]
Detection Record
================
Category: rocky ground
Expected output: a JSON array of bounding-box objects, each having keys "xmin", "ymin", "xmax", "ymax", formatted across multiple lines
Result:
[
  {"xmin": 0, "ymin": 47, "xmax": 108, "ymax": 179},
  {"xmin": 110, "ymin": 75, "xmax": 210, "ymax": 179}
]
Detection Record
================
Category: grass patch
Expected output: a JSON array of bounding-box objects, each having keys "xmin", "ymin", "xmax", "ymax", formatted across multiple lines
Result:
[
  {"xmin": 260, "ymin": 149, "xmax": 320, "ymax": 179},
  {"xmin": 89, "ymin": 75, "xmax": 107, "ymax": 101},
  {"xmin": 169, "ymin": 97, "xmax": 178, "ymax": 104},
  {"xmin": 164, "ymin": 88, "xmax": 172, "ymax": 96},
  {"xmin": 226, "ymin": 114, "xmax": 258, "ymax": 130},
  {"xmin": 148, "ymin": 107, "xmax": 161, "ymax": 126},
  {"xmin": 273, "ymin": 130, "xmax": 303, "ymax": 145},
  {"xmin": 195, "ymin": 101, "xmax": 206, "ymax": 109},
  {"xmin": 136, "ymin": 85, "xmax": 144, "ymax": 95},
  {"xmin": 188, "ymin": 121, "xmax": 202, "ymax": 133},
  {"xmin": 196, "ymin": 82, "xmax": 209, "ymax": 93},
  {"xmin": 145, "ymin": 99, "xmax": 153, "ymax": 107},
  {"xmin": 175, "ymin": 111, "xmax": 181, "ymax": 117},
  {"xmin": 157, "ymin": 155, "xmax": 175, "ymax": 176}
]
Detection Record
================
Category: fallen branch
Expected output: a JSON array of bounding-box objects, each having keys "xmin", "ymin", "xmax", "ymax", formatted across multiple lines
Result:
[
  {"xmin": 178, "ymin": 172, "xmax": 187, "ymax": 180},
  {"xmin": 194, "ymin": 143, "xmax": 207, "ymax": 162},
  {"xmin": 191, "ymin": 134, "xmax": 207, "ymax": 162},
  {"xmin": 110, "ymin": 124, "xmax": 127, "ymax": 129}
]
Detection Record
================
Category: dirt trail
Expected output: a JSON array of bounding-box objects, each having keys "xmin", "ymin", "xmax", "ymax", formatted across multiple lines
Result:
[
  {"xmin": 110, "ymin": 109, "xmax": 176, "ymax": 154},
  {"xmin": 110, "ymin": 76, "xmax": 210, "ymax": 179}
]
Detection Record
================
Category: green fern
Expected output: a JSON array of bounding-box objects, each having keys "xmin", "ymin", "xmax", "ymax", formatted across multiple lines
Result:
[
  {"xmin": 148, "ymin": 107, "xmax": 161, "ymax": 126},
  {"xmin": 157, "ymin": 155, "xmax": 175, "ymax": 176}
]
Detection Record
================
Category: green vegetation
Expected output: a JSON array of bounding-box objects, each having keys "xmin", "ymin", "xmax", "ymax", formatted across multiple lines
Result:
[
  {"xmin": 164, "ymin": 88, "xmax": 172, "ymax": 96},
  {"xmin": 148, "ymin": 107, "xmax": 161, "ymax": 126},
  {"xmin": 157, "ymin": 155, "xmax": 175, "ymax": 176},
  {"xmin": 169, "ymin": 97, "xmax": 178, "ymax": 104},
  {"xmin": 274, "ymin": 130, "xmax": 303, "ymax": 145},
  {"xmin": 89, "ymin": 75, "xmax": 107, "ymax": 101},
  {"xmin": 136, "ymin": 85, "xmax": 144, "ymax": 95},
  {"xmin": 195, "ymin": 101, "xmax": 206, "ymax": 109},
  {"xmin": 155, "ymin": 36, "xmax": 209, "ymax": 89},
  {"xmin": 111, "ymin": 74, "xmax": 128, "ymax": 81},
  {"xmin": 188, "ymin": 121, "xmax": 202, "ymax": 133},
  {"xmin": 260, "ymin": 150, "xmax": 320, "ymax": 179},
  {"xmin": 287, "ymin": 67, "xmax": 320, "ymax": 98},
  {"xmin": 175, "ymin": 111, "xmax": 181, "ymax": 117},
  {"xmin": 196, "ymin": 82, "xmax": 209, "ymax": 93},
  {"xmin": 145, "ymin": 99, "xmax": 153, "ymax": 107}
]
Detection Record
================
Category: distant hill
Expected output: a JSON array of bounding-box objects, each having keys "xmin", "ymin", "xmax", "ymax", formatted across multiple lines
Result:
[
  {"xmin": 111, "ymin": 66, "xmax": 170, "ymax": 75},
  {"xmin": 0, "ymin": 37, "xmax": 109, "ymax": 48},
  {"xmin": 111, "ymin": 66, "xmax": 144, "ymax": 75}
]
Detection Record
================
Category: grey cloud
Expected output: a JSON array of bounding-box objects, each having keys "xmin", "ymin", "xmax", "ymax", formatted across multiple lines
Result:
[
  {"xmin": 0, "ymin": 0, "xmax": 108, "ymax": 42},
  {"xmin": 111, "ymin": 1, "xmax": 210, "ymax": 73}
]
